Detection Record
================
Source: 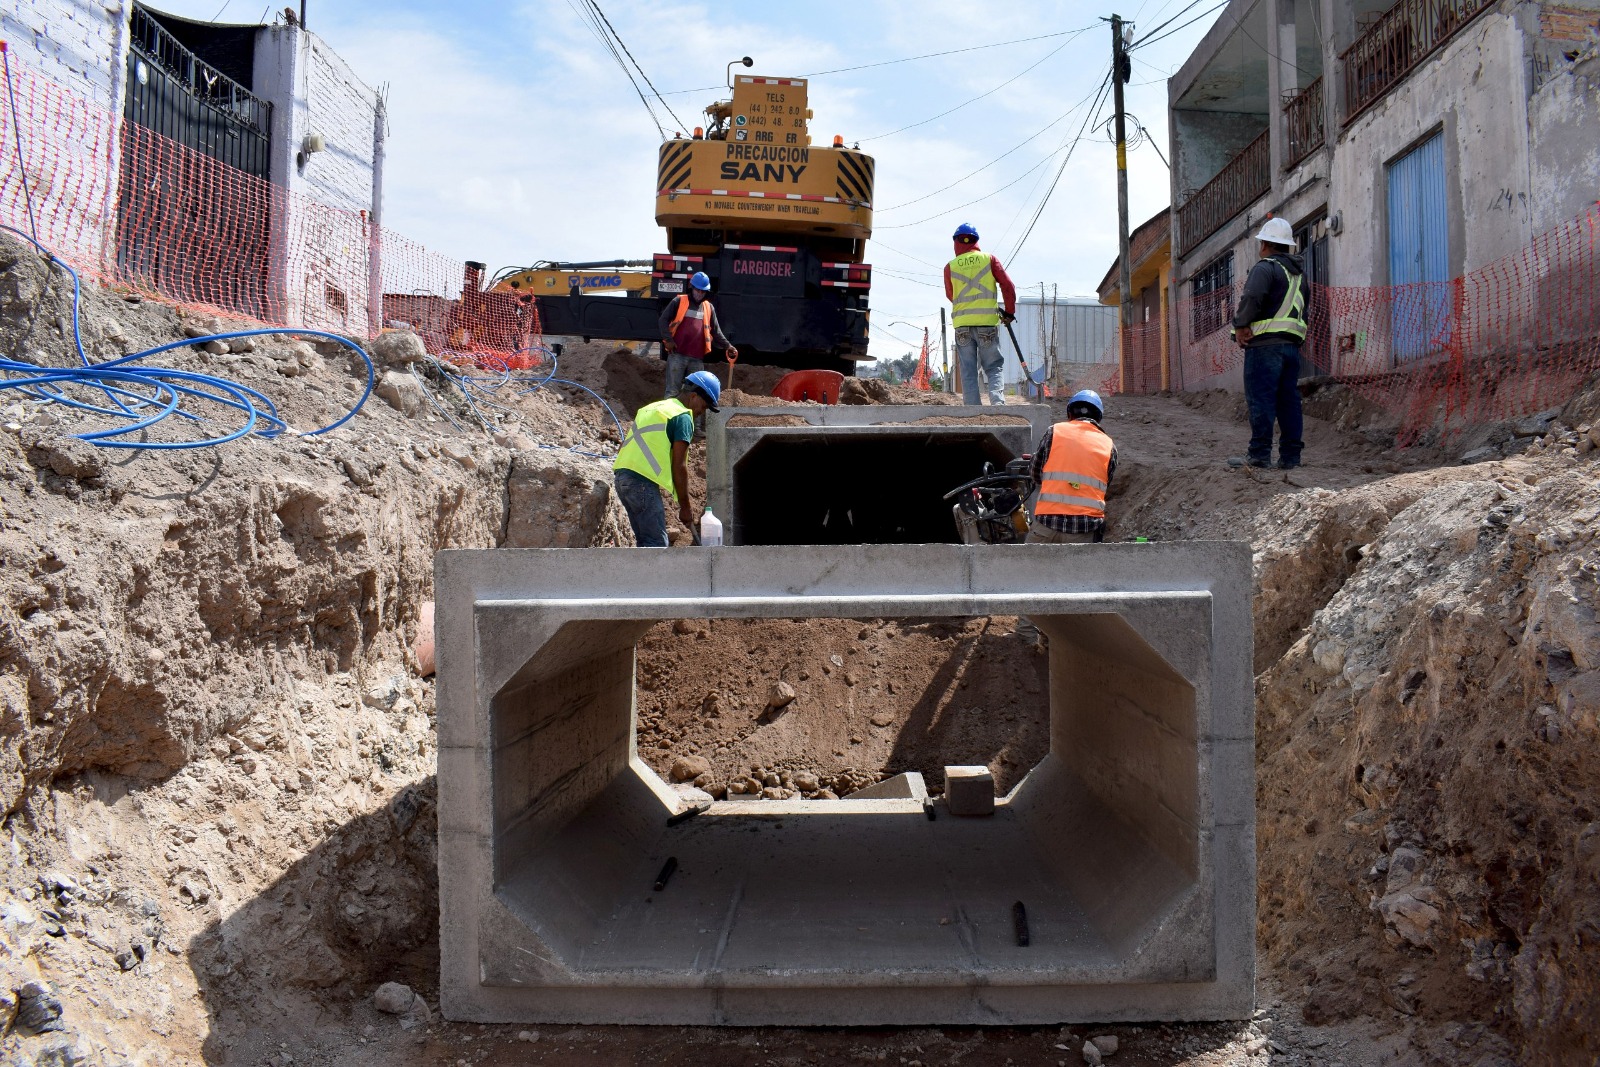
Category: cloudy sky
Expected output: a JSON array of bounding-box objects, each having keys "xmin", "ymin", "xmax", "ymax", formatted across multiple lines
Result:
[{"xmin": 158, "ymin": 0, "xmax": 1224, "ymax": 361}]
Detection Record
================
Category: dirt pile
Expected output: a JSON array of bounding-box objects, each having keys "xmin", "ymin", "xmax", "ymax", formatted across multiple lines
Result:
[
  {"xmin": 634, "ymin": 616, "xmax": 1049, "ymax": 800},
  {"xmin": 3, "ymin": 221, "xmax": 1598, "ymax": 1066},
  {"xmin": 0, "ymin": 235, "xmax": 633, "ymax": 1063}
]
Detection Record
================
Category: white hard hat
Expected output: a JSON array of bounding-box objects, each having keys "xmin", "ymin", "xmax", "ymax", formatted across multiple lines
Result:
[{"xmin": 1256, "ymin": 217, "xmax": 1296, "ymax": 247}]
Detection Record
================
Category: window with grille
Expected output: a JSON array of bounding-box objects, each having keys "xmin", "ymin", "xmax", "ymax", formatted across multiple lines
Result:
[{"xmin": 1190, "ymin": 252, "xmax": 1234, "ymax": 339}]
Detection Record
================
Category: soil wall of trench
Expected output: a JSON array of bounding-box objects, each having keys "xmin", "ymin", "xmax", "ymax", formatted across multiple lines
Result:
[{"xmin": 1, "ymin": 232, "xmax": 1597, "ymax": 1065}]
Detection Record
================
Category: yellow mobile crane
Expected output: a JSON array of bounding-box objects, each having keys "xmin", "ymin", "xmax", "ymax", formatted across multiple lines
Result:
[{"xmin": 526, "ymin": 71, "xmax": 875, "ymax": 372}]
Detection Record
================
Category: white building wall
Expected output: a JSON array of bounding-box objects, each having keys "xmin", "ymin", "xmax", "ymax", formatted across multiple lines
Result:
[
  {"xmin": 0, "ymin": 0, "xmax": 131, "ymax": 270},
  {"xmin": 252, "ymin": 24, "xmax": 381, "ymax": 332},
  {"xmin": 1, "ymin": 0, "xmax": 128, "ymax": 110},
  {"xmin": 1329, "ymin": 9, "xmax": 1534, "ymax": 289}
]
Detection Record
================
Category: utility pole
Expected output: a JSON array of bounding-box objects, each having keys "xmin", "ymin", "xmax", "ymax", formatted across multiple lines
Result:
[
  {"xmin": 1110, "ymin": 15, "xmax": 1134, "ymax": 385},
  {"xmin": 940, "ymin": 308, "xmax": 952, "ymax": 393}
]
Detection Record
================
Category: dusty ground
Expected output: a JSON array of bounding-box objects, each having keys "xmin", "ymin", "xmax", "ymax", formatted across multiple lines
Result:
[{"xmin": 2, "ymin": 239, "xmax": 1597, "ymax": 1066}]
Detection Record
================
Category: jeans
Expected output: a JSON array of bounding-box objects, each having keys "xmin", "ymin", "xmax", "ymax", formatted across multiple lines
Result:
[
  {"xmin": 954, "ymin": 325, "xmax": 1005, "ymax": 405},
  {"xmin": 663, "ymin": 353, "xmax": 704, "ymax": 399},
  {"xmin": 1244, "ymin": 343, "xmax": 1304, "ymax": 465},
  {"xmin": 614, "ymin": 468, "xmax": 668, "ymax": 547}
]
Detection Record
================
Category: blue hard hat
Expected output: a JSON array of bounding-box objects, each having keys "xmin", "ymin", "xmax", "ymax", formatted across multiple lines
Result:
[
  {"xmin": 1067, "ymin": 389, "xmax": 1104, "ymax": 421},
  {"xmin": 689, "ymin": 271, "xmax": 711, "ymax": 291},
  {"xmin": 684, "ymin": 369, "xmax": 721, "ymax": 410},
  {"xmin": 953, "ymin": 223, "xmax": 979, "ymax": 242}
]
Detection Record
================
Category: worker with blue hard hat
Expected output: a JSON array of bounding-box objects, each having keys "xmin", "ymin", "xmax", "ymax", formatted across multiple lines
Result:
[
  {"xmin": 658, "ymin": 270, "xmax": 739, "ymax": 400},
  {"xmin": 944, "ymin": 222, "xmax": 1018, "ymax": 406},
  {"xmin": 614, "ymin": 369, "xmax": 722, "ymax": 547},
  {"xmin": 1027, "ymin": 388, "xmax": 1116, "ymax": 545},
  {"xmin": 1015, "ymin": 387, "xmax": 1116, "ymax": 646}
]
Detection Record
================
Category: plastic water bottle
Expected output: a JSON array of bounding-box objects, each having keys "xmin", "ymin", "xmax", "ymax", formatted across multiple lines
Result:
[{"xmin": 699, "ymin": 507, "xmax": 723, "ymax": 547}]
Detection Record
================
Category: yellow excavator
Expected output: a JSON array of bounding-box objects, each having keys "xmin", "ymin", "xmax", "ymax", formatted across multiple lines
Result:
[
  {"xmin": 490, "ymin": 261, "xmax": 653, "ymax": 299},
  {"xmin": 509, "ymin": 70, "xmax": 875, "ymax": 372}
]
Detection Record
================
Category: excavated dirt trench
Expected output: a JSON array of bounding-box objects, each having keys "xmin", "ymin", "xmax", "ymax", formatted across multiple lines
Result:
[{"xmin": 2, "ymin": 243, "xmax": 1599, "ymax": 1065}]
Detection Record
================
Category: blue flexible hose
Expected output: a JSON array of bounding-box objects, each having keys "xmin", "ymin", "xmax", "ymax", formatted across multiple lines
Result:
[{"xmin": 0, "ymin": 224, "xmax": 374, "ymax": 448}]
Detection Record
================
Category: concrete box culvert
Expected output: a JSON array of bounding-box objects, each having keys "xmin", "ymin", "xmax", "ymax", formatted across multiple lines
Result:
[
  {"xmin": 707, "ymin": 405, "xmax": 1051, "ymax": 545},
  {"xmin": 436, "ymin": 543, "xmax": 1255, "ymax": 1026}
]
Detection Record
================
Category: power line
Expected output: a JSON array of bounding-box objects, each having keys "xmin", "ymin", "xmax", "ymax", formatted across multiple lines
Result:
[
  {"xmin": 1007, "ymin": 69, "xmax": 1115, "ymax": 265},
  {"xmin": 878, "ymin": 74, "xmax": 1112, "ymax": 212},
  {"xmin": 659, "ymin": 25, "xmax": 1101, "ymax": 97},
  {"xmin": 568, "ymin": 0, "xmax": 665, "ymax": 139},
  {"xmin": 1131, "ymin": 0, "xmax": 1229, "ymax": 49},
  {"xmin": 859, "ymin": 28, "xmax": 1091, "ymax": 142},
  {"xmin": 582, "ymin": 0, "xmax": 689, "ymax": 132}
]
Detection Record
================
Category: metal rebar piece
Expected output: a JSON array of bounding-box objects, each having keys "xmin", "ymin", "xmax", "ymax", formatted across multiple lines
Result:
[{"xmin": 652, "ymin": 856, "xmax": 678, "ymax": 892}]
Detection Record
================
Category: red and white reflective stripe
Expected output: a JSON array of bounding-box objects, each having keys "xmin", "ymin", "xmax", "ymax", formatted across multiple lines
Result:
[
  {"xmin": 654, "ymin": 253, "xmax": 702, "ymax": 262},
  {"xmin": 660, "ymin": 187, "xmax": 871, "ymax": 209},
  {"xmin": 738, "ymin": 77, "xmax": 806, "ymax": 86},
  {"xmin": 822, "ymin": 280, "xmax": 871, "ymax": 288},
  {"xmin": 725, "ymin": 244, "xmax": 799, "ymax": 253}
]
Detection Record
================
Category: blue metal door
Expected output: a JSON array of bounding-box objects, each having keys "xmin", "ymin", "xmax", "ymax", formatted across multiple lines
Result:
[{"xmin": 1387, "ymin": 132, "xmax": 1450, "ymax": 362}]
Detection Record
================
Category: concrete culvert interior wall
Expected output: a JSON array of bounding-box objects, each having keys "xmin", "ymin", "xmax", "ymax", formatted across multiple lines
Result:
[
  {"xmin": 707, "ymin": 406, "xmax": 1051, "ymax": 546},
  {"xmin": 437, "ymin": 544, "xmax": 1255, "ymax": 1026},
  {"xmin": 733, "ymin": 432, "xmax": 1016, "ymax": 544}
]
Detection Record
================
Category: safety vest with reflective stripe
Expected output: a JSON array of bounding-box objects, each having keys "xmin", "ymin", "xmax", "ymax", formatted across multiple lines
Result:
[
  {"xmin": 613, "ymin": 397, "xmax": 691, "ymax": 497},
  {"xmin": 948, "ymin": 251, "xmax": 1000, "ymax": 327},
  {"xmin": 1233, "ymin": 258, "xmax": 1308, "ymax": 343},
  {"xmin": 670, "ymin": 293, "xmax": 714, "ymax": 357},
  {"xmin": 1034, "ymin": 419, "xmax": 1114, "ymax": 518}
]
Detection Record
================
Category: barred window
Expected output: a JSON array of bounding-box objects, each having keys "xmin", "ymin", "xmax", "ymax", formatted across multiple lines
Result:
[{"xmin": 1191, "ymin": 252, "xmax": 1235, "ymax": 339}]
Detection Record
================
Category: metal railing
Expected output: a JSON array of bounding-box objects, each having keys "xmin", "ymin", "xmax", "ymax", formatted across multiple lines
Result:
[
  {"xmin": 1283, "ymin": 77, "xmax": 1324, "ymax": 169},
  {"xmin": 1178, "ymin": 129, "xmax": 1270, "ymax": 256},
  {"xmin": 129, "ymin": 5, "xmax": 272, "ymax": 136},
  {"xmin": 1341, "ymin": 0, "xmax": 1496, "ymax": 124}
]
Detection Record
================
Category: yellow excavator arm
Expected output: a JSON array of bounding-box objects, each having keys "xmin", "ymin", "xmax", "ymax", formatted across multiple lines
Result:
[{"xmin": 491, "ymin": 260, "xmax": 653, "ymax": 298}]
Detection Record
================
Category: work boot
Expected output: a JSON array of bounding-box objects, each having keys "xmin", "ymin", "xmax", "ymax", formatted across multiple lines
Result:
[
  {"xmin": 1277, "ymin": 458, "xmax": 1301, "ymax": 470},
  {"xmin": 1227, "ymin": 456, "xmax": 1271, "ymax": 469}
]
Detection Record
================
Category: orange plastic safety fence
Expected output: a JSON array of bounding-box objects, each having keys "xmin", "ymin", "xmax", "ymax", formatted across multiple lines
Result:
[
  {"xmin": 0, "ymin": 54, "xmax": 539, "ymax": 370},
  {"xmin": 1128, "ymin": 201, "xmax": 1600, "ymax": 444},
  {"xmin": 910, "ymin": 328, "xmax": 931, "ymax": 391}
]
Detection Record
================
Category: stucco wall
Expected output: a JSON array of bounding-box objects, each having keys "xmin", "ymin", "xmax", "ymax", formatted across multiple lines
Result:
[
  {"xmin": 2, "ymin": 0, "xmax": 128, "ymax": 111},
  {"xmin": 1328, "ymin": 10, "xmax": 1533, "ymax": 287},
  {"xmin": 252, "ymin": 25, "xmax": 380, "ymax": 332},
  {"xmin": 1171, "ymin": 110, "xmax": 1269, "ymax": 197},
  {"xmin": 1527, "ymin": 49, "xmax": 1600, "ymax": 236}
]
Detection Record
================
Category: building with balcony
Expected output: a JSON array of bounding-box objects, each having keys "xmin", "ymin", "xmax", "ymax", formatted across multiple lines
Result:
[{"xmin": 1165, "ymin": 0, "xmax": 1600, "ymax": 387}]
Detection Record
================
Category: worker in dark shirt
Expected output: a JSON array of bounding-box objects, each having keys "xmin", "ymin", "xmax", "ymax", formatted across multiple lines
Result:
[{"xmin": 1229, "ymin": 217, "xmax": 1309, "ymax": 470}]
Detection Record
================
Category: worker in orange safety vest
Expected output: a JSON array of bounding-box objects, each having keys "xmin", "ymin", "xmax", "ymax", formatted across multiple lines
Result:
[
  {"xmin": 1026, "ymin": 389, "xmax": 1116, "ymax": 545},
  {"xmin": 658, "ymin": 270, "xmax": 738, "ymax": 399}
]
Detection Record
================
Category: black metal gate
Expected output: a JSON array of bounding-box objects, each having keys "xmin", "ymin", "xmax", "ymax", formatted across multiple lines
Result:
[{"xmin": 116, "ymin": 4, "xmax": 274, "ymax": 315}]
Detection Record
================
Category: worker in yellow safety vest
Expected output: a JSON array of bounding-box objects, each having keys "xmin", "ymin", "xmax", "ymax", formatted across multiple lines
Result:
[
  {"xmin": 1027, "ymin": 389, "xmax": 1116, "ymax": 545},
  {"xmin": 613, "ymin": 370, "xmax": 721, "ymax": 547},
  {"xmin": 1228, "ymin": 217, "xmax": 1309, "ymax": 470},
  {"xmin": 944, "ymin": 222, "xmax": 1018, "ymax": 406}
]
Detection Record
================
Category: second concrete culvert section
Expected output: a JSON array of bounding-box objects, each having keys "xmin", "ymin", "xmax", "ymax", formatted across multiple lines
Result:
[{"xmin": 436, "ymin": 543, "xmax": 1255, "ymax": 1026}]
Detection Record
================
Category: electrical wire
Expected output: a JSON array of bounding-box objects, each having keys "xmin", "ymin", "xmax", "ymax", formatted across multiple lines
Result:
[
  {"xmin": 581, "ymin": 0, "xmax": 688, "ymax": 133},
  {"xmin": 1131, "ymin": 0, "xmax": 1229, "ymax": 50},
  {"xmin": 567, "ymin": 0, "xmax": 665, "ymax": 139},
  {"xmin": 858, "ymin": 28, "xmax": 1090, "ymax": 142},
  {"xmin": 1007, "ymin": 70, "xmax": 1115, "ymax": 264},
  {"xmin": 0, "ymin": 225, "xmax": 375, "ymax": 447},
  {"xmin": 878, "ymin": 74, "xmax": 1113, "ymax": 212},
  {"xmin": 1, "ymin": 44, "xmax": 40, "ymax": 242},
  {"xmin": 659, "ymin": 24, "xmax": 1103, "ymax": 97}
]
